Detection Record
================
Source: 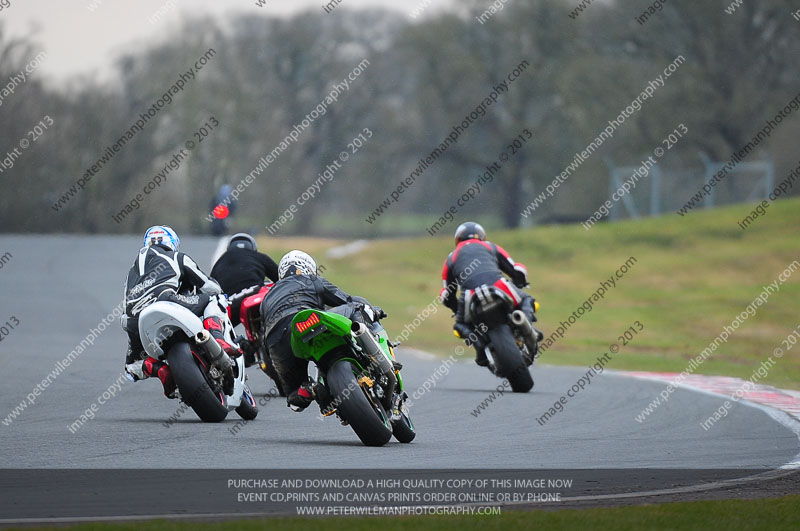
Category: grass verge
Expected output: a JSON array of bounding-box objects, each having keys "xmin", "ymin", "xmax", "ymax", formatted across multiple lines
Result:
[
  {"xmin": 258, "ymin": 198, "xmax": 800, "ymax": 389},
  {"xmin": 15, "ymin": 494, "xmax": 800, "ymax": 530}
]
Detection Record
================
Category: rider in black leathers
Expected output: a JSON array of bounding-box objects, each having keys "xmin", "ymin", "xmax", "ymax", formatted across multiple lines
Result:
[
  {"xmin": 210, "ymin": 233, "xmax": 280, "ymax": 369},
  {"xmin": 260, "ymin": 250, "xmax": 383, "ymax": 411},
  {"xmin": 440, "ymin": 222, "xmax": 538, "ymax": 366},
  {"xmin": 210, "ymin": 233, "xmax": 279, "ymax": 324},
  {"xmin": 123, "ymin": 225, "xmax": 240, "ymax": 397}
]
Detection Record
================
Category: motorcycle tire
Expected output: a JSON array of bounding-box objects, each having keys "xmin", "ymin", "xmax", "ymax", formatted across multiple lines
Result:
[
  {"xmin": 488, "ymin": 324, "xmax": 534, "ymax": 393},
  {"xmin": 391, "ymin": 407, "xmax": 416, "ymax": 443},
  {"xmin": 167, "ymin": 342, "xmax": 229, "ymax": 422},
  {"xmin": 327, "ymin": 360, "xmax": 393, "ymax": 447},
  {"xmin": 235, "ymin": 382, "xmax": 259, "ymax": 421}
]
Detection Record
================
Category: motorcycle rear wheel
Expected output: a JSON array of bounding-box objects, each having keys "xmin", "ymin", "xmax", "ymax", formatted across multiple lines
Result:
[
  {"xmin": 488, "ymin": 324, "xmax": 534, "ymax": 393},
  {"xmin": 167, "ymin": 342, "xmax": 229, "ymax": 422},
  {"xmin": 327, "ymin": 360, "xmax": 393, "ymax": 447}
]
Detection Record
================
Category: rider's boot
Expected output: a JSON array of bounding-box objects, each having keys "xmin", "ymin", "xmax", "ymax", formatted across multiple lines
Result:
[
  {"xmin": 519, "ymin": 298, "xmax": 544, "ymax": 341},
  {"xmin": 124, "ymin": 343, "xmax": 147, "ymax": 382},
  {"xmin": 203, "ymin": 317, "xmax": 242, "ymax": 358},
  {"xmin": 519, "ymin": 297, "xmax": 536, "ymax": 322},
  {"xmin": 287, "ymin": 381, "xmax": 315, "ymax": 412},
  {"xmin": 142, "ymin": 357, "xmax": 178, "ymax": 398},
  {"xmin": 455, "ymin": 322, "xmax": 489, "ymax": 367},
  {"xmin": 236, "ymin": 335, "xmax": 257, "ymax": 367}
]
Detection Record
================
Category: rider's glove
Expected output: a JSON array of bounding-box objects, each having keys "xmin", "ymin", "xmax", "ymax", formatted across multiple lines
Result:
[{"xmin": 512, "ymin": 263, "xmax": 529, "ymax": 288}]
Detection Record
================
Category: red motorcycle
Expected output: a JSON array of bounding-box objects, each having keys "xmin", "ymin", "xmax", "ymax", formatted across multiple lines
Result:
[{"xmin": 232, "ymin": 284, "xmax": 286, "ymax": 396}]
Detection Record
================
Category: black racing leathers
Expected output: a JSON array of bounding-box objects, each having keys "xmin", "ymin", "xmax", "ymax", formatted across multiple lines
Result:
[
  {"xmin": 210, "ymin": 248, "xmax": 279, "ymax": 295},
  {"xmin": 439, "ymin": 239, "xmax": 529, "ymax": 312},
  {"xmin": 259, "ymin": 274, "xmax": 357, "ymax": 396},
  {"xmin": 439, "ymin": 239, "xmax": 534, "ymax": 352},
  {"xmin": 124, "ymin": 244, "xmax": 222, "ymax": 362},
  {"xmin": 211, "ymin": 248, "xmax": 279, "ymax": 323},
  {"xmin": 260, "ymin": 275, "xmax": 353, "ymax": 336}
]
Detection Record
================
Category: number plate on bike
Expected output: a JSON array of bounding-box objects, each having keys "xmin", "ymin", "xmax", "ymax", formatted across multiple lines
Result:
[{"xmin": 301, "ymin": 324, "xmax": 328, "ymax": 343}]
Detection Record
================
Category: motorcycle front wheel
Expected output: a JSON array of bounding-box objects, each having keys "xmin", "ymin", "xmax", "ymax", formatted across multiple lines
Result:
[
  {"xmin": 391, "ymin": 405, "xmax": 416, "ymax": 443},
  {"xmin": 235, "ymin": 382, "xmax": 259, "ymax": 421}
]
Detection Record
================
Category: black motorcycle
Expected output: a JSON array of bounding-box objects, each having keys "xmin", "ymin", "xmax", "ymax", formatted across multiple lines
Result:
[{"xmin": 464, "ymin": 285, "xmax": 540, "ymax": 393}]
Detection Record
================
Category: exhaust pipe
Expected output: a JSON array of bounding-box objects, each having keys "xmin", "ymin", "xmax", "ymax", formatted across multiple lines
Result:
[
  {"xmin": 195, "ymin": 329, "xmax": 233, "ymax": 371},
  {"xmin": 512, "ymin": 310, "xmax": 542, "ymax": 344},
  {"xmin": 352, "ymin": 322, "xmax": 396, "ymax": 407},
  {"xmin": 352, "ymin": 323, "xmax": 394, "ymax": 374}
]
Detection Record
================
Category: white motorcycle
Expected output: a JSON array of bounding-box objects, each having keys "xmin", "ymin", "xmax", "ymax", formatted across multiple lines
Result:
[{"xmin": 137, "ymin": 297, "xmax": 258, "ymax": 423}]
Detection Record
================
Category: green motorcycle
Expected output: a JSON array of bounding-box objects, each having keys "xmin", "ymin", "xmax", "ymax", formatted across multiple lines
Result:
[{"xmin": 290, "ymin": 308, "xmax": 415, "ymax": 446}]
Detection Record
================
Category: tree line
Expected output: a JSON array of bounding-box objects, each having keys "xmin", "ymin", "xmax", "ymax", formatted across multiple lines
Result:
[{"xmin": 1, "ymin": 0, "xmax": 797, "ymax": 236}]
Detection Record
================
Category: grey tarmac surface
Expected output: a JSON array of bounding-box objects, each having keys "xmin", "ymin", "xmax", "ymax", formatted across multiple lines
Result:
[{"xmin": 0, "ymin": 235, "xmax": 797, "ymax": 521}]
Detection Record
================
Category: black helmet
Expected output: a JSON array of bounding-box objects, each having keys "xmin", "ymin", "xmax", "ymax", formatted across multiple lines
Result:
[
  {"xmin": 454, "ymin": 222, "xmax": 486, "ymax": 245},
  {"xmin": 228, "ymin": 233, "xmax": 257, "ymax": 251}
]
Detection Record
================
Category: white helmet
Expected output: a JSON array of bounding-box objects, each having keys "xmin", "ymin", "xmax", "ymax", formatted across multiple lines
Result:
[
  {"xmin": 278, "ymin": 250, "xmax": 317, "ymax": 279},
  {"xmin": 143, "ymin": 225, "xmax": 180, "ymax": 252}
]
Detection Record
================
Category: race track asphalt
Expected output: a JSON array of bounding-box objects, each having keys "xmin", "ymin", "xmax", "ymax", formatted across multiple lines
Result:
[{"xmin": 0, "ymin": 235, "xmax": 797, "ymax": 521}]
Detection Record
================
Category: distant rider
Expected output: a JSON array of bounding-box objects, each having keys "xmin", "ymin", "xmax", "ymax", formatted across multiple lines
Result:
[
  {"xmin": 210, "ymin": 233, "xmax": 279, "ymax": 325},
  {"xmin": 439, "ymin": 221, "xmax": 540, "ymax": 366},
  {"xmin": 210, "ymin": 232, "xmax": 279, "ymax": 367},
  {"xmin": 259, "ymin": 250, "xmax": 385, "ymax": 411},
  {"xmin": 123, "ymin": 226, "xmax": 241, "ymax": 397}
]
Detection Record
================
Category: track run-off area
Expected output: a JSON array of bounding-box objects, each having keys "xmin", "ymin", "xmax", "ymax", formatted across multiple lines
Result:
[{"xmin": 0, "ymin": 235, "xmax": 798, "ymax": 523}]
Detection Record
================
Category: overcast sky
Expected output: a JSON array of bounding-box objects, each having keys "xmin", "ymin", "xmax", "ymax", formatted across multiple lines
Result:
[{"xmin": 4, "ymin": 0, "xmax": 454, "ymax": 82}]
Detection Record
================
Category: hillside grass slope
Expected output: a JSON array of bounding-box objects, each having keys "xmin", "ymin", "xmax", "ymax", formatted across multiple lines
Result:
[{"xmin": 258, "ymin": 198, "xmax": 800, "ymax": 389}]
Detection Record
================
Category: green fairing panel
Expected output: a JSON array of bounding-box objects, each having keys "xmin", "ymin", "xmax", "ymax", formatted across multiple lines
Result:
[{"xmin": 290, "ymin": 309, "xmax": 353, "ymax": 362}]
